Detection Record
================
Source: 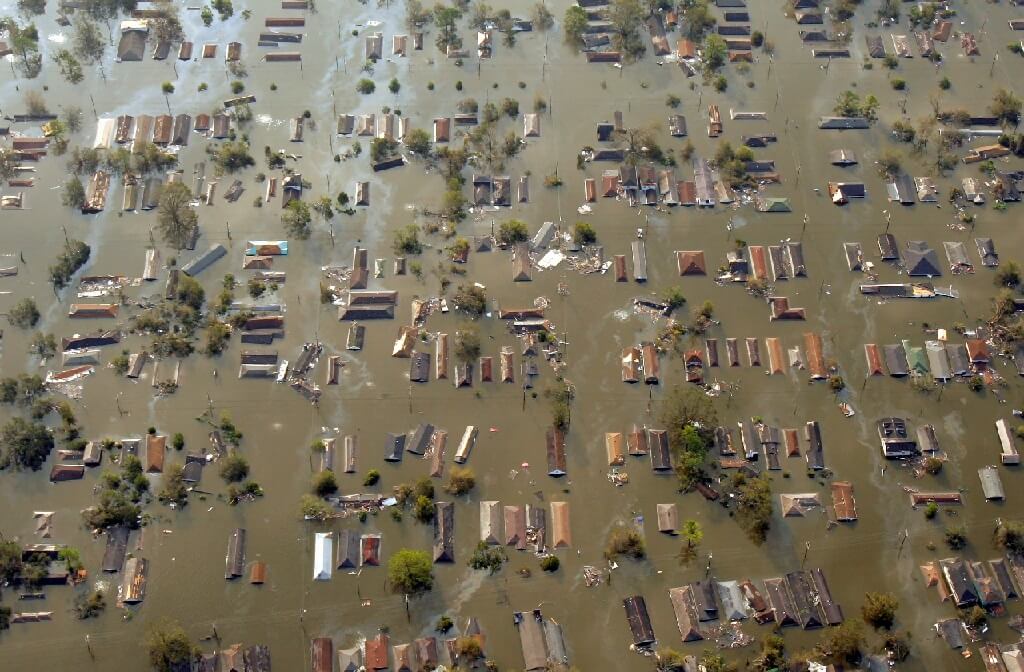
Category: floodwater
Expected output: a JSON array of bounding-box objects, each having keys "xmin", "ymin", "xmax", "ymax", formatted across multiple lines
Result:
[{"xmin": 1, "ymin": 0, "xmax": 1023, "ymax": 669}]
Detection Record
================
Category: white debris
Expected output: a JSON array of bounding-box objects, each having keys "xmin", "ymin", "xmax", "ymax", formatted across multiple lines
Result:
[{"xmin": 537, "ymin": 249, "xmax": 565, "ymax": 269}]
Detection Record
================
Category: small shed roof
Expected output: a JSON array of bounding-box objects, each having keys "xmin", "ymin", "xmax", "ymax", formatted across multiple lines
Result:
[{"xmin": 656, "ymin": 503, "xmax": 678, "ymax": 533}]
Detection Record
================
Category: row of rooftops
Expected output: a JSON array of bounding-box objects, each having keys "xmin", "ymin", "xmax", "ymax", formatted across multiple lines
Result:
[
  {"xmin": 864, "ymin": 338, "xmax": 993, "ymax": 380},
  {"xmin": 624, "ymin": 333, "xmax": 826, "ymax": 383},
  {"xmin": 50, "ymin": 433, "xmax": 169, "ymax": 482},
  {"xmin": 622, "ymin": 566, "xmax": 844, "ymax": 649},
  {"xmin": 928, "ymin": 555, "xmax": 1023, "ymax": 610},
  {"xmin": 849, "ymin": 235, "xmax": 1001, "ymax": 273},
  {"xmin": 877, "ymin": 416, "xmax": 1019, "ymax": 470},
  {"xmin": 829, "ymin": 170, "xmax": 1018, "ymax": 207},
  {"xmin": 311, "ymin": 617, "xmax": 488, "ymax": 671},
  {"xmin": 578, "ymin": 0, "xmax": 756, "ymax": 62}
]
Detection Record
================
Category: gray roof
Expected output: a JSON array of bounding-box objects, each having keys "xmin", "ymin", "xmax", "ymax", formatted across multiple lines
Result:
[
  {"xmin": 530, "ymin": 222, "xmax": 555, "ymax": 251},
  {"xmin": 979, "ymin": 465, "xmax": 1005, "ymax": 500},
  {"xmin": 904, "ymin": 241, "xmax": 941, "ymax": 277},
  {"xmin": 976, "ymin": 237, "xmax": 998, "ymax": 267},
  {"xmin": 936, "ymin": 617, "xmax": 965, "ymax": 648},
  {"xmin": 336, "ymin": 529, "xmax": 359, "ymax": 568},
  {"xmin": 943, "ymin": 241, "xmax": 972, "ymax": 270},
  {"xmin": 926, "ymin": 341, "xmax": 952, "ymax": 380},
  {"xmin": 818, "ymin": 116, "xmax": 869, "ymax": 129},
  {"xmin": 887, "ymin": 174, "xmax": 916, "ymax": 204},
  {"xmin": 946, "ymin": 343, "xmax": 970, "ymax": 375},
  {"xmin": 181, "ymin": 244, "xmax": 227, "ymax": 276},
  {"xmin": 716, "ymin": 580, "xmax": 749, "ymax": 621}
]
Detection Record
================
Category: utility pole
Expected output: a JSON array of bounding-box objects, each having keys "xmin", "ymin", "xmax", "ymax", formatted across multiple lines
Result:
[
  {"xmin": 896, "ymin": 530, "xmax": 908, "ymax": 559},
  {"xmin": 801, "ymin": 541, "xmax": 810, "ymax": 568}
]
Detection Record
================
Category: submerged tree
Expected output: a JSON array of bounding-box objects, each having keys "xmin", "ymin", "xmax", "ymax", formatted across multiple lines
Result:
[
  {"xmin": 732, "ymin": 472, "xmax": 773, "ymax": 545},
  {"xmin": 659, "ymin": 385, "xmax": 718, "ymax": 489},
  {"xmin": 157, "ymin": 181, "xmax": 198, "ymax": 250},
  {"xmin": 0, "ymin": 417, "xmax": 54, "ymax": 470},
  {"xmin": 72, "ymin": 16, "xmax": 105, "ymax": 63},
  {"xmin": 387, "ymin": 548, "xmax": 434, "ymax": 594},
  {"xmin": 991, "ymin": 88, "xmax": 1022, "ymax": 125},
  {"xmin": 146, "ymin": 619, "xmax": 197, "ymax": 672},
  {"xmin": 53, "ymin": 49, "xmax": 84, "ymax": 84},
  {"xmin": 9, "ymin": 298, "xmax": 40, "ymax": 328},
  {"xmin": 563, "ymin": 5, "xmax": 588, "ymax": 46},
  {"xmin": 433, "ymin": 4, "xmax": 462, "ymax": 51},
  {"xmin": 282, "ymin": 199, "xmax": 312, "ymax": 239},
  {"xmin": 453, "ymin": 326, "xmax": 481, "ymax": 364},
  {"xmin": 862, "ymin": 592, "xmax": 899, "ymax": 630}
]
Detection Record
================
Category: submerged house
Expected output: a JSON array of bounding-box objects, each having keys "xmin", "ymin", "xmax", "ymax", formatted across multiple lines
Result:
[
  {"xmin": 312, "ymin": 532, "xmax": 333, "ymax": 580},
  {"xmin": 622, "ymin": 595, "xmax": 655, "ymax": 647},
  {"xmin": 668, "ymin": 586, "xmax": 704, "ymax": 642},
  {"xmin": 878, "ymin": 417, "xmax": 918, "ymax": 458},
  {"xmin": 904, "ymin": 241, "xmax": 941, "ymax": 276},
  {"xmin": 116, "ymin": 23, "xmax": 148, "ymax": 61}
]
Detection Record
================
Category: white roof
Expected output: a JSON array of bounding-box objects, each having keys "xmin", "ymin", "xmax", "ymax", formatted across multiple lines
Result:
[
  {"xmin": 313, "ymin": 532, "xmax": 333, "ymax": 580},
  {"xmin": 120, "ymin": 19, "xmax": 150, "ymax": 32}
]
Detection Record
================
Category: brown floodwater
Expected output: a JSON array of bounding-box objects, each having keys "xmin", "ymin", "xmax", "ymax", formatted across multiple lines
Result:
[{"xmin": 2, "ymin": 0, "xmax": 1024, "ymax": 669}]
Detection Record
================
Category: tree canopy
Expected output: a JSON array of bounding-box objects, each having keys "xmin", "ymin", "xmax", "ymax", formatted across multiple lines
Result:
[
  {"xmin": 0, "ymin": 417, "xmax": 54, "ymax": 470},
  {"xmin": 497, "ymin": 219, "xmax": 528, "ymax": 245},
  {"xmin": 387, "ymin": 548, "xmax": 434, "ymax": 594},
  {"xmin": 862, "ymin": 592, "xmax": 899, "ymax": 630},
  {"xmin": 732, "ymin": 473, "xmax": 773, "ymax": 545},
  {"xmin": 282, "ymin": 200, "xmax": 312, "ymax": 239},
  {"xmin": 157, "ymin": 181, "xmax": 198, "ymax": 250},
  {"xmin": 146, "ymin": 619, "xmax": 196, "ymax": 672}
]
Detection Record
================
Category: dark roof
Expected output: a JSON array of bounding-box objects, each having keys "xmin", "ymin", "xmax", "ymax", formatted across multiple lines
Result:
[
  {"xmin": 810, "ymin": 567, "xmax": 844, "ymax": 625},
  {"xmin": 818, "ymin": 116, "xmax": 869, "ymax": 129},
  {"xmin": 786, "ymin": 571, "xmax": 826, "ymax": 629},
  {"xmin": 904, "ymin": 241, "xmax": 941, "ymax": 277},
  {"xmin": 225, "ymin": 528, "xmax": 246, "ymax": 579},
  {"xmin": 101, "ymin": 527, "xmax": 130, "ymax": 572},
  {"xmin": 668, "ymin": 586, "xmax": 704, "ymax": 641},
  {"xmin": 622, "ymin": 595, "xmax": 655, "ymax": 646},
  {"xmin": 648, "ymin": 429, "xmax": 671, "ymax": 470},
  {"xmin": 337, "ymin": 529, "xmax": 360, "ymax": 568},
  {"xmin": 117, "ymin": 30, "xmax": 147, "ymax": 61},
  {"xmin": 407, "ymin": 423, "xmax": 434, "ymax": 455},
  {"xmin": 877, "ymin": 233, "xmax": 899, "ymax": 260},
  {"xmin": 433, "ymin": 502, "xmax": 455, "ymax": 563},
  {"xmin": 410, "ymin": 351, "xmax": 430, "ymax": 382}
]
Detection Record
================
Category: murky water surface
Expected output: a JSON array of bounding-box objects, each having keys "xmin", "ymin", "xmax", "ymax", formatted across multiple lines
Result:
[{"xmin": 2, "ymin": 0, "xmax": 1024, "ymax": 669}]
